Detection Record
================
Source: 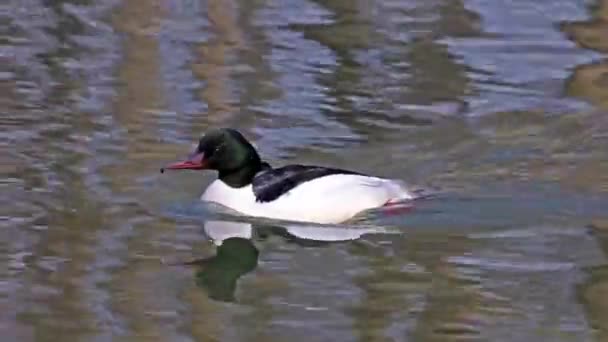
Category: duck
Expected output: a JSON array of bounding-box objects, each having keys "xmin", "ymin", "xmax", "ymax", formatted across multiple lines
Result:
[{"xmin": 162, "ymin": 128, "xmax": 420, "ymax": 224}]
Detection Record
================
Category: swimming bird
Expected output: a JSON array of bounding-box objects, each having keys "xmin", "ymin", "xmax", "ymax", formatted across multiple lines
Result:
[{"xmin": 162, "ymin": 128, "xmax": 418, "ymax": 224}]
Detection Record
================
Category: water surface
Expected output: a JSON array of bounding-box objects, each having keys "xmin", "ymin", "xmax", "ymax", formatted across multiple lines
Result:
[{"xmin": 3, "ymin": 0, "xmax": 608, "ymax": 341}]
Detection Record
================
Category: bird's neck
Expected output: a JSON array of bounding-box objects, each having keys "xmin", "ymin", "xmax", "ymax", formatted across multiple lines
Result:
[{"xmin": 218, "ymin": 160, "xmax": 266, "ymax": 188}]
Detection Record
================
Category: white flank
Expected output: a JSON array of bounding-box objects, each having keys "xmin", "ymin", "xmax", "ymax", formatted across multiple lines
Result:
[{"xmin": 201, "ymin": 174, "xmax": 414, "ymax": 224}]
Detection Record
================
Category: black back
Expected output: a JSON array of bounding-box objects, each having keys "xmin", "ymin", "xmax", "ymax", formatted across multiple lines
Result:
[{"xmin": 251, "ymin": 164, "xmax": 364, "ymax": 202}]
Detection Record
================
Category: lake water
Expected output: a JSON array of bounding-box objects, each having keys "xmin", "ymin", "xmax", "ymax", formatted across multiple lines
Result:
[{"xmin": 3, "ymin": 0, "xmax": 608, "ymax": 341}]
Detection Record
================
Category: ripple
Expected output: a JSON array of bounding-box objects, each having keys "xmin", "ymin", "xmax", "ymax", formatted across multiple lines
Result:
[
  {"xmin": 448, "ymin": 255, "xmax": 576, "ymax": 272},
  {"xmin": 2, "ymin": 0, "xmax": 607, "ymax": 340}
]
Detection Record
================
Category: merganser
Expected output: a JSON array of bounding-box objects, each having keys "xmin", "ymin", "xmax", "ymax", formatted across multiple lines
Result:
[{"xmin": 162, "ymin": 128, "xmax": 418, "ymax": 224}]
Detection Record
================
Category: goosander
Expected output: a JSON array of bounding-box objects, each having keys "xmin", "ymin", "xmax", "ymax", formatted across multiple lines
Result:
[{"xmin": 162, "ymin": 128, "xmax": 418, "ymax": 224}]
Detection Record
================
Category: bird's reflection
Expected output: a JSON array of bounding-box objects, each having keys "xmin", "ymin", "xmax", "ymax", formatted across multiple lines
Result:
[
  {"xmin": 182, "ymin": 219, "xmax": 394, "ymax": 302},
  {"xmin": 183, "ymin": 236, "xmax": 258, "ymax": 302}
]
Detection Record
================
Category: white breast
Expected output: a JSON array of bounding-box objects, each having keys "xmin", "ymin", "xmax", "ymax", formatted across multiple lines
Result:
[{"xmin": 201, "ymin": 174, "xmax": 414, "ymax": 224}]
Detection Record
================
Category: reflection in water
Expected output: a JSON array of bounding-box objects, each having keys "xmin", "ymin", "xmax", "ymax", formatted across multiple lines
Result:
[
  {"xmin": 580, "ymin": 221, "xmax": 608, "ymax": 340},
  {"xmin": 190, "ymin": 220, "xmax": 258, "ymax": 302},
  {"xmin": 189, "ymin": 220, "xmax": 394, "ymax": 302},
  {"xmin": 189, "ymin": 237, "xmax": 259, "ymax": 302},
  {"xmin": 4, "ymin": 0, "xmax": 608, "ymax": 340},
  {"xmin": 563, "ymin": 0, "xmax": 608, "ymax": 111},
  {"xmin": 562, "ymin": 1, "xmax": 608, "ymax": 339}
]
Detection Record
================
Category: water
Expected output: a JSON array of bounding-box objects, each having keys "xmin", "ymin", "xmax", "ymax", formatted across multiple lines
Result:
[{"xmin": 2, "ymin": 0, "xmax": 608, "ymax": 340}]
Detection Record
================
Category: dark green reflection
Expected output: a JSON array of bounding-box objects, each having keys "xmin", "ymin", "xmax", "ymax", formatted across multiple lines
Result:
[
  {"xmin": 185, "ymin": 219, "xmax": 389, "ymax": 302},
  {"xmin": 189, "ymin": 237, "xmax": 259, "ymax": 302}
]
